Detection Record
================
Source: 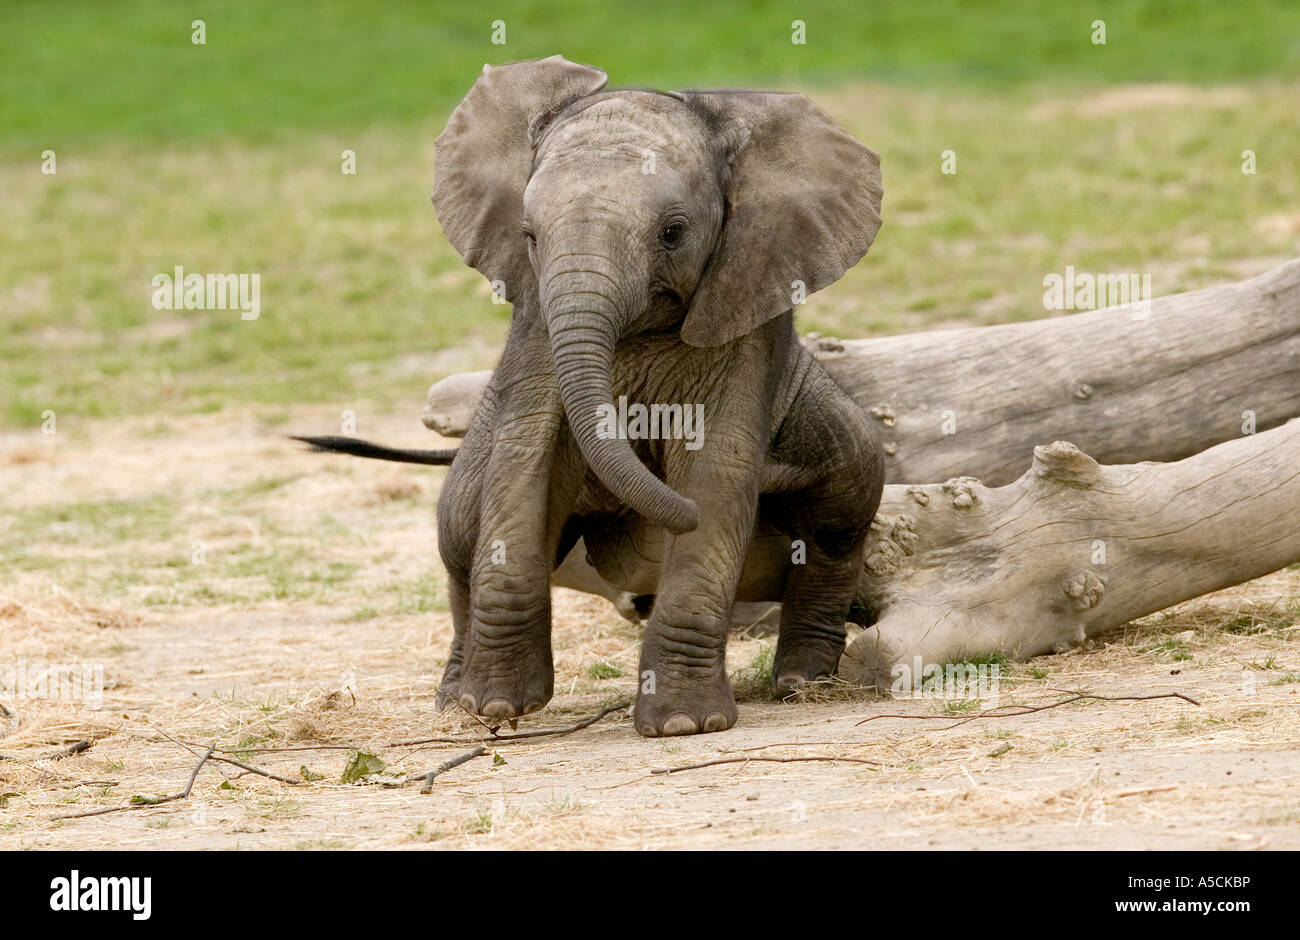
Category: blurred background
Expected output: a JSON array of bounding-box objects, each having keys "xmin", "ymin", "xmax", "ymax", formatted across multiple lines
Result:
[{"xmin": 3, "ymin": 0, "xmax": 1299, "ymax": 428}]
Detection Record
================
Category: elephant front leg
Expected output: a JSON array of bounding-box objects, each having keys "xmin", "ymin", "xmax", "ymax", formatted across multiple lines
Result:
[
  {"xmin": 433, "ymin": 430, "xmax": 485, "ymax": 711},
  {"xmin": 456, "ymin": 433, "xmax": 570, "ymax": 719},
  {"xmin": 634, "ymin": 464, "xmax": 760, "ymax": 737}
]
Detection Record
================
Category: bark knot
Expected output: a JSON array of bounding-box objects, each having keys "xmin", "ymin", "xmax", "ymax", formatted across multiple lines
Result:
[
  {"xmin": 870, "ymin": 403, "xmax": 897, "ymax": 427},
  {"xmin": 941, "ymin": 476, "xmax": 981, "ymax": 509},
  {"xmin": 1032, "ymin": 441, "xmax": 1102, "ymax": 486},
  {"xmin": 803, "ymin": 332, "xmax": 845, "ymax": 354},
  {"xmin": 864, "ymin": 514, "xmax": 919, "ymax": 576},
  {"xmin": 1064, "ymin": 569, "xmax": 1106, "ymax": 610}
]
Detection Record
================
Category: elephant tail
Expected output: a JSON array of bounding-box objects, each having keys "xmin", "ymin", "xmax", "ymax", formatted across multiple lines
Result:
[{"xmin": 291, "ymin": 435, "xmax": 458, "ymax": 466}]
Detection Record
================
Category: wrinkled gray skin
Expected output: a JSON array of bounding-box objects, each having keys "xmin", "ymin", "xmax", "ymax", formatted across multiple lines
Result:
[{"xmin": 433, "ymin": 57, "xmax": 885, "ymax": 736}]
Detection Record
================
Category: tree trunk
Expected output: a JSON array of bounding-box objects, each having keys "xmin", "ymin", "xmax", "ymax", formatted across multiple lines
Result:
[{"xmin": 840, "ymin": 418, "xmax": 1300, "ymax": 685}]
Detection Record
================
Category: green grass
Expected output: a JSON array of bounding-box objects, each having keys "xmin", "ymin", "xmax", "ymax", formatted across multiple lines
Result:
[
  {"xmin": 586, "ymin": 661, "xmax": 624, "ymax": 680},
  {"xmin": 730, "ymin": 644, "xmax": 775, "ymax": 700},
  {"xmin": 6, "ymin": 80, "xmax": 1297, "ymax": 429},
  {"xmin": 3, "ymin": 2, "xmax": 1299, "ymax": 430},
  {"xmin": 1146, "ymin": 638, "xmax": 1195, "ymax": 661},
  {"xmin": 1221, "ymin": 609, "xmax": 1297, "ymax": 636},
  {"xmin": 6, "ymin": 0, "xmax": 1300, "ymax": 151}
]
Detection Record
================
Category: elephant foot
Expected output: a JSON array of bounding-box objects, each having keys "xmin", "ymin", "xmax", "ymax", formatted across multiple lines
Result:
[
  {"xmin": 434, "ymin": 657, "xmax": 463, "ymax": 710},
  {"xmin": 435, "ymin": 681, "xmax": 460, "ymax": 711},
  {"xmin": 454, "ymin": 643, "xmax": 553, "ymax": 719},
  {"xmin": 634, "ymin": 674, "xmax": 737, "ymax": 737},
  {"xmin": 772, "ymin": 636, "xmax": 844, "ymax": 696}
]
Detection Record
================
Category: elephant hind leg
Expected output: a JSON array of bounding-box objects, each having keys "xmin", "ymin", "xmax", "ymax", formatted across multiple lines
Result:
[{"xmin": 766, "ymin": 384, "xmax": 884, "ymax": 694}]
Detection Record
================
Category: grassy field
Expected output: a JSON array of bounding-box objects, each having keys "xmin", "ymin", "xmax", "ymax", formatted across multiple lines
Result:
[
  {"xmin": 7, "ymin": 0, "xmax": 1300, "ymax": 148},
  {"xmin": 3, "ymin": 1, "xmax": 1300, "ymax": 428},
  {"xmin": 1, "ymin": 2, "xmax": 1298, "ymax": 849}
]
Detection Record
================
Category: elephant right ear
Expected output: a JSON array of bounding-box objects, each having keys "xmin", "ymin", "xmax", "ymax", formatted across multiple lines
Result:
[{"xmin": 433, "ymin": 56, "xmax": 608, "ymax": 301}]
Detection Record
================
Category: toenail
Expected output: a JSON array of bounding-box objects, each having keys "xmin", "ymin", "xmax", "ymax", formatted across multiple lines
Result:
[
  {"xmin": 481, "ymin": 698, "xmax": 518, "ymax": 718},
  {"xmin": 703, "ymin": 712, "xmax": 729, "ymax": 732},
  {"xmin": 661, "ymin": 713, "xmax": 699, "ymax": 736}
]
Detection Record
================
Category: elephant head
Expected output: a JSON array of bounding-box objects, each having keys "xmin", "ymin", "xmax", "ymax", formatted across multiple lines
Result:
[{"xmin": 433, "ymin": 56, "xmax": 882, "ymax": 534}]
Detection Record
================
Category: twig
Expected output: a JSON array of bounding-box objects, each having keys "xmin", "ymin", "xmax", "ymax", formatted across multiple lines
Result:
[
  {"xmin": 54, "ymin": 745, "xmax": 215, "ymax": 820},
  {"xmin": 412, "ymin": 746, "xmax": 488, "ymax": 793},
  {"xmin": 208, "ymin": 755, "xmax": 301, "ymax": 785},
  {"xmin": 389, "ymin": 701, "xmax": 631, "ymax": 747},
  {"xmin": 151, "ymin": 725, "xmax": 206, "ymax": 760},
  {"xmin": 456, "ymin": 700, "xmax": 498, "ymax": 734},
  {"xmin": 651, "ymin": 755, "xmax": 879, "ymax": 775},
  {"xmin": 855, "ymin": 691, "xmax": 1200, "ymax": 730},
  {"xmin": 208, "ymin": 743, "xmax": 359, "ymax": 754},
  {"xmin": 178, "ymin": 745, "xmax": 214, "ymax": 798},
  {"xmin": 730, "ymin": 740, "xmax": 852, "ymax": 752},
  {"xmin": 154, "ymin": 728, "xmax": 298, "ymax": 784},
  {"xmin": 1114, "ymin": 784, "xmax": 1179, "ymax": 798},
  {"xmin": 0, "ymin": 739, "xmax": 92, "ymax": 762}
]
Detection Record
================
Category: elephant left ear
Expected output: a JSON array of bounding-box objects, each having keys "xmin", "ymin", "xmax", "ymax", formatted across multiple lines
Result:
[{"xmin": 678, "ymin": 91, "xmax": 882, "ymax": 348}]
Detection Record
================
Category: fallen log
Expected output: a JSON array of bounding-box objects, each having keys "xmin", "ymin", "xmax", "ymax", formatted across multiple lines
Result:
[
  {"xmin": 839, "ymin": 418, "xmax": 1300, "ymax": 686},
  {"xmin": 559, "ymin": 420, "xmax": 1300, "ymax": 682},
  {"xmin": 424, "ymin": 257, "xmax": 1300, "ymax": 486}
]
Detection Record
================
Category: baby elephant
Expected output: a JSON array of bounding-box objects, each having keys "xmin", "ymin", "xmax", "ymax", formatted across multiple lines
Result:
[{"xmin": 433, "ymin": 56, "xmax": 885, "ymax": 736}]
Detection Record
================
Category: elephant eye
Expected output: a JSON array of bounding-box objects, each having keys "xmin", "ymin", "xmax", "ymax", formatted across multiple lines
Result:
[{"xmin": 658, "ymin": 221, "xmax": 686, "ymax": 250}]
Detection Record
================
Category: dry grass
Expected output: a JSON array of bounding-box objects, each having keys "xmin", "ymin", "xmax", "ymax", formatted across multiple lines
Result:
[{"xmin": 1, "ymin": 406, "xmax": 1297, "ymax": 848}]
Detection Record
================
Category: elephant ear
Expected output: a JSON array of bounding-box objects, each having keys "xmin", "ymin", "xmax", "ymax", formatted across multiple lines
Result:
[
  {"xmin": 433, "ymin": 56, "xmax": 608, "ymax": 300},
  {"xmin": 678, "ymin": 92, "xmax": 882, "ymax": 347}
]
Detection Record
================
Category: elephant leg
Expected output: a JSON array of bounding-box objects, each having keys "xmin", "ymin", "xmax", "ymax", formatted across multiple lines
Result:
[
  {"xmin": 767, "ymin": 380, "xmax": 884, "ymax": 694},
  {"xmin": 633, "ymin": 455, "xmax": 761, "ymax": 737},
  {"xmin": 435, "ymin": 570, "xmax": 471, "ymax": 710},
  {"xmin": 433, "ymin": 416, "xmax": 488, "ymax": 710},
  {"xmin": 453, "ymin": 415, "xmax": 574, "ymax": 719}
]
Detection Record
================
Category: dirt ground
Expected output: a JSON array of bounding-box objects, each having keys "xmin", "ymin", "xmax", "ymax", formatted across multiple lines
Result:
[{"xmin": 1, "ymin": 409, "xmax": 1297, "ymax": 850}]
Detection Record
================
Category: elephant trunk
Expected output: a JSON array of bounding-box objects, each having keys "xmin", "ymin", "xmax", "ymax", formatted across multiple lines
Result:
[{"xmin": 544, "ymin": 271, "xmax": 699, "ymax": 535}]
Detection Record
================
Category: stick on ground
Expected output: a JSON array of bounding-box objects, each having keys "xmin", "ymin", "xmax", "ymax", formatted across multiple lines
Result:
[
  {"xmin": 651, "ymin": 755, "xmax": 880, "ymax": 775},
  {"xmin": 413, "ymin": 746, "xmax": 488, "ymax": 793},
  {"xmin": 54, "ymin": 744, "xmax": 216, "ymax": 820},
  {"xmin": 388, "ymin": 701, "xmax": 631, "ymax": 747},
  {"xmin": 0, "ymin": 739, "xmax": 93, "ymax": 763},
  {"xmin": 854, "ymin": 691, "xmax": 1200, "ymax": 730}
]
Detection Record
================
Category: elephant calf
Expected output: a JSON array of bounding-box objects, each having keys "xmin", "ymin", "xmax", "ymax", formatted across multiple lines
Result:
[{"xmin": 314, "ymin": 57, "xmax": 886, "ymax": 736}]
